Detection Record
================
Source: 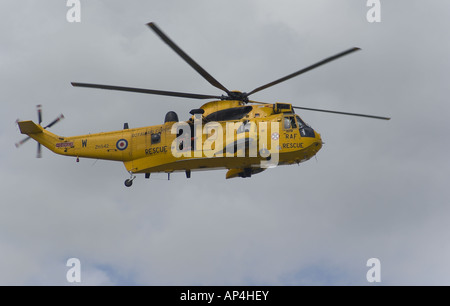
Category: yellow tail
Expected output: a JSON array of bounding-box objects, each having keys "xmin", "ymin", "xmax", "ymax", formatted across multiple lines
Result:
[
  {"xmin": 17, "ymin": 120, "xmax": 130, "ymax": 161},
  {"xmin": 17, "ymin": 120, "xmax": 65, "ymax": 155},
  {"xmin": 17, "ymin": 120, "xmax": 44, "ymax": 134}
]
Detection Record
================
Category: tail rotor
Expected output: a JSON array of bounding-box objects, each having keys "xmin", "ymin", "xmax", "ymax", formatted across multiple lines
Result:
[{"xmin": 15, "ymin": 105, "xmax": 64, "ymax": 158}]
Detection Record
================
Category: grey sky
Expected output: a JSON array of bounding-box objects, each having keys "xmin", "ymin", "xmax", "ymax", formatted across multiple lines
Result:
[{"xmin": 1, "ymin": 0, "xmax": 449, "ymax": 285}]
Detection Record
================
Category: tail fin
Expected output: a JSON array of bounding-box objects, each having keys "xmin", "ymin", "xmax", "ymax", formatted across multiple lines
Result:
[
  {"xmin": 18, "ymin": 120, "xmax": 44, "ymax": 135},
  {"xmin": 17, "ymin": 120, "xmax": 63, "ymax": 156}
]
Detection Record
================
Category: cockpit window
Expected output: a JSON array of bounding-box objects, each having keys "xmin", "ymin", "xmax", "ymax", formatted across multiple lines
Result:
[
  {"xmin": 295, "ymin": 115, "xmax": 306, "ymax": 128},
  {"xmin": 296, "ymin": 115, "xmax": 315, "ymax": 138},
  {"xmin": 283, "ymin": 116, "xmax": 297, "ymax": 129}
]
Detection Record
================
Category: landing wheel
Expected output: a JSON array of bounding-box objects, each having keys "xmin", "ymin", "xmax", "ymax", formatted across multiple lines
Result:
[
  {"xmin": 124, "ymin": 172, "xmax": 136, "ymax": 187},
  {"xmin": 124, "ymin": 179, "xmax": 133, "ymax": 187}
]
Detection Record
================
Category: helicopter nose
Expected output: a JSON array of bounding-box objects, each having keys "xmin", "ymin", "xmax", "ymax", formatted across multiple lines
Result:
[{"xmin": 314, "ymin": 131, "xmax": 323, "ymax": 151}]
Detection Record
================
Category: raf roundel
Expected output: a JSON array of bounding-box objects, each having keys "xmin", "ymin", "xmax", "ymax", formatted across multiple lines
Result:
[
  {"xmin": 271, "ymin": 132, "xmax": 279, "ymax": 141},
  {"xmin": 116, "ymin": 139, "xmax": 128, "ymax": 151}
]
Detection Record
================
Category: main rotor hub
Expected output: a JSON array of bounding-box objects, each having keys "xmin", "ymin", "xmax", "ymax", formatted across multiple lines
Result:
[{"xmin": 221, "ymin": 91, "xmax": 249, "ymax": 103}]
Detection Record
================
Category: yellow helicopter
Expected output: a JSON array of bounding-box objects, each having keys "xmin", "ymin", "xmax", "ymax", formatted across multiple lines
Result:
[{"xmin": 16, "ymin": 22, "xmax": 389, "ymax": 187}]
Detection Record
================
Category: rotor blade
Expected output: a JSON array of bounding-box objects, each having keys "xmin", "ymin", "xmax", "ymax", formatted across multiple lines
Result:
[
  {"xmin": 246, "ymin": 47, "xmax": 361, "ymax": 97},
  {"xmin": 15, "ymin": 136, "xmax": 31, "ymax": 148},
  {"xmin": 293, "ymin": 106, "xmax": 390, "ymax": 120},
  {"xmin": 37, "ymin": 143, "xmax": 42, "ymax": 158},
  {"xmin": 147, "ymin": 22, "xmax": 230, "ymax": 95},
  {"xmin": 71, "ymin": 82, "xmax": 222, "ymax": 100},
  {"xmin": 44, "ymin": 114, "xmax": 64, "ymax": 129},
  {"xmin": 37, "ymin": 104, "xmax": 42, "ymax": 125}
]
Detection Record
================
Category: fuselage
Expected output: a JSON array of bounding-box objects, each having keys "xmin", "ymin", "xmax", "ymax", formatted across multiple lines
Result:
[{"xmin": 18, "ymin": 100, "xmax": 323, "ymax": 178}]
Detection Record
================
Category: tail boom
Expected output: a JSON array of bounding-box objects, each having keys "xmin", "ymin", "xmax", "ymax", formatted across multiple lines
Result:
[{"xmin": 17, "ymin": 120, "xmax": 130, "ymax": 161}]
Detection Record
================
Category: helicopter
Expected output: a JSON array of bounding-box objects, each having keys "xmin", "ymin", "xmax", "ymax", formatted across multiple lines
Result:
[{"xmin": 16, "ymin": 22, "xmax": 389, "ymax": 187}]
